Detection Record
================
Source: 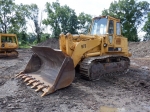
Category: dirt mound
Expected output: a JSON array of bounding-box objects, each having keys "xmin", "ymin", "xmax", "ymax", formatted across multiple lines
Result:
[
  {"xmin": 129, "ymin": 41, "xmax": 150, "ymax": 58},
  {"xmin": 0, "ymin": 39, "xmax": 150, "ymax": 111},
  {"xmin": 37, "ymin": 38, "xmax": 59, "ymax": 49},
  {"xmin": 37, "ymin": 38, "xmax": 150, "ymax": 58}
]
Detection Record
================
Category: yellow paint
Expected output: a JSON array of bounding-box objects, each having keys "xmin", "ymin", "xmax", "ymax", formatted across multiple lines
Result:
[
  {"xmin": 0, "ymin": 33, "xmax": 19, "ymax": 56},
  {"xmin": 59, "ymin": 16, "xmax": 131, "ymax": 67},
  {"xmin": 0, "ymin": 33, "xmax": 19, "ymax": 49}
]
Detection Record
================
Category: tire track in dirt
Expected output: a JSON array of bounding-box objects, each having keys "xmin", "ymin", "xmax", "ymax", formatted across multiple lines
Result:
[{"xmin": 0, "ymin": 40, "xmax": 150, "ymax": 112}]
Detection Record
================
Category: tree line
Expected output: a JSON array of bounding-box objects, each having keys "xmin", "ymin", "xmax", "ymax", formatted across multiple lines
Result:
[{"xmin": 0, "ymin": 0, "xmax": 150, "ymax": 46}]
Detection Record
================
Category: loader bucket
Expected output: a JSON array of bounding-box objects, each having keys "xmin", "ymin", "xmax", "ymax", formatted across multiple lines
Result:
[{"xmin": 16, "ymin": 46, "xmax": 75, "ymax": 97}]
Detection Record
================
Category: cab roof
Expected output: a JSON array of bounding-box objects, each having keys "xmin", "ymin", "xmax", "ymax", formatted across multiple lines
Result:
[{"xmin": 93, "ymin": 15, "xmax": 120, "ymax": 22}]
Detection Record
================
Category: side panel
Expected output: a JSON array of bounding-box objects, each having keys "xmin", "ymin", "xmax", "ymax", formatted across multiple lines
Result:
[
  {"xmin": 102, "ymin": 17, "xmax": 131, "ymax": 57},
  {"xmin": 71, "ymin": 39, "xmax": 101, "ymax": 67}
]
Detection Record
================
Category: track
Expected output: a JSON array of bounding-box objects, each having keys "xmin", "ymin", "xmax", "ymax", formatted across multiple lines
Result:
[
  {"xmin": 80, "ymin": 55, "xmax": 130, "ymax": 80},
  {"xmin": 0, "ymin": 50, "xmax": 18, "ymax": 58},
  {"xmin": 0, "ymin": 40, "xmax": 150, "ymax": 111}
]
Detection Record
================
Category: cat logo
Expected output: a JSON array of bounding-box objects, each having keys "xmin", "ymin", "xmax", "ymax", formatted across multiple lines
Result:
[{"xmin": 81, "ymin": 44, "xmax": 86, "ymax": 48}]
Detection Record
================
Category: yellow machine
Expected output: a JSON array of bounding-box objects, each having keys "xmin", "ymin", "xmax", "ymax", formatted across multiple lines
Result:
[
  {"xmin": 16, "ymin": 16, "xmax": 131, "ymax": 96},
  {"xmin": 0, "ymin": 33, "xmax": 19, "ymax": 57}
]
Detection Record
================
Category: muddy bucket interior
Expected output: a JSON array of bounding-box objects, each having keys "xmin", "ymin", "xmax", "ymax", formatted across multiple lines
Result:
[{"xmin": 16, "ymin": 46, "xmax": 75, "ymax": 96}]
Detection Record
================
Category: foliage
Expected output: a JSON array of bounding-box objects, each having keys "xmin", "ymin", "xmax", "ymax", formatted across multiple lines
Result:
[
  {"xmin": 28, "ymin": 4, "xmax": 44, "ymax": 43},
  {"xmin": 0, "ymin": 0, "xmax": 30, "ymax": 33},
  {"xmin": 43, "ymin": 1, "xmax": 78, "ymax": 37},
  {"xmin": 78, "ymin": 12, "xmax": 92, "ymax": 34},
  {"xmin": 17, "ymin": 31, "xmax": 28, "ymax": 45},
  {"xmin": 33, "ymin": 33, "xmax": 50, "ymax": 44},
  {"xmin": 40, "ymin": 33, "xmax": 50, "ymax": 41},
  {"xmin": 143, "ymin": 34, "xmax": 150, "ymax": 41},
  {"xmin": 0, "ymin": 0, "xmax": 45, "ymax": 44},
  {"xmin": 102, "ymin": 0, "xmax": 149, "ymax": 42},
  {"xmin": 43, "ymin": 1, "xmax": 92, "ymax": 38},
  {"xmin": 0, "ymin": 0, "xmax": 92, "ymax": 46},
  {"xmin": 143, "ymin": 12, "xmax": 150, "ymax": 41},
  {"xmin": 19, "ymin": 44, "xmax": 31, "ymax": 48}
]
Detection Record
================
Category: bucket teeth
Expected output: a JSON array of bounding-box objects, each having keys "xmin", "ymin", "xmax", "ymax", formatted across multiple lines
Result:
[
  {"xmin": 22, "ymin": 75, "xmax": 28, "ymax": 79},
  {"xmin": 41, "ymin": 87, "xmax": 49, "ymax": 97},
  {"xmin": 16, "ymin": 73, "xmax": 50, "ymax": 96},
  {"xmin": 27, "ymin": 79, "xmax": 37, "ymax": 86},
  {"xmin": 24, "ymin": 77, "xmax": 33, "ymax": 82},
  {"xmin": 15, "ymin": 74, "xmax": 20, "ymax": 77},
  {"xmin": 35, "ymin": 85, "xmax": 46, "ymax": 92},
  {"xmin": 15, "ymin": 71, "xmax": 24, "ymax": 77},
  {"xmin": 31, "ymin": 81, "xmax": 41, "ymax": 89},
  {"xmin": 16, "ymin": 74, "xmax": 24, "ymax": 78}
]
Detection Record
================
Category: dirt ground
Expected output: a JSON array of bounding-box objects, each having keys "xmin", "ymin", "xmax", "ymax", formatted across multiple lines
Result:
[{"xmin": 0, "ymin": 40, "xmax": 150, "ymax": 112}]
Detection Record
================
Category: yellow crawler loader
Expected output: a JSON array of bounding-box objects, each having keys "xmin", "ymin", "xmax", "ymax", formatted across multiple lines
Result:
[
  {"xmin": 0, "ymin": 33, "xmax": 19, "ymax": 57},
  {"xmin": 16, "ymin": 16, "xmax": 131, "ymax": 96}
]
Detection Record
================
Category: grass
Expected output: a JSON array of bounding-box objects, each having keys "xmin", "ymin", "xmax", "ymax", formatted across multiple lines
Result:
[{"xmin": 19, "ymin": 44, "xmax": 34, "ymax": 48}]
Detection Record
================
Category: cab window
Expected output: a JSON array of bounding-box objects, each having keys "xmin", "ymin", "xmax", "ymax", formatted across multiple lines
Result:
[
  {"xmin": 108, "ymin": 20, "xmax": 114, "ymax": 34},
  {"xmin": 116, "ymin": 22, "xmax": 121, "ymax": 35},
  {"xmin": 91, "ymin": 18, "xmax": 107, "ymax": 35}
]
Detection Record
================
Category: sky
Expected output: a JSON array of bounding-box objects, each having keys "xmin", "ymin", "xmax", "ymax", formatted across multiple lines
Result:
[
  {"xmin": 15, "ymin": 0, "xmax": 150, "ymax": 37},
  {"xmin": 15, "ymin": 0, "xmax": 119, "ymax": 34},
  {"xmin": 15, "ymin": 0, "xmax": 150, "ymax": 16},
  {"xmin": 15, "ymin": 0, "xmax": 116, "ymax": 16}
]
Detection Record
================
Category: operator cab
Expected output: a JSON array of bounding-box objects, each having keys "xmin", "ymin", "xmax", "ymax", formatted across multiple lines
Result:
[
  {"xmin": 0, "ymin": 34, "xmax": 18, "ymax": 49},
  {"xmin": 90, "ymin": 17, "xmax": 107, "ymax": 35},
  {"xmin": 90, "ymin": 16, "xmax": 121, "ymax": 35},
  {"xmin": 90, "ymin": 16, "xmax": 121, "ymax": 45}
]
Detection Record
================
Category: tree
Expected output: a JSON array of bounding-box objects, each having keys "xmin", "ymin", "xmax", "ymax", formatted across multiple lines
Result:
[
  {"xmin": 28, "ymin": 4, "xmax": 44, "ymax": 43},
  {"xmin": 143, "ymin": 12, "xmax": 150, "ymax": 41},
  {"xmin": 102, "ymin": 0, "xmax": 149, "ymax": 42},
  {"xmin": 0, "ymin": 0, "xmax": 29, "ymax": 33},
  {"xmin": 78, "ymin": 12, "xmax": 92, "ymax": 34},
  {"xmin": 43, "ymin": 1, "xmax": 79, "ymax": 37}
]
